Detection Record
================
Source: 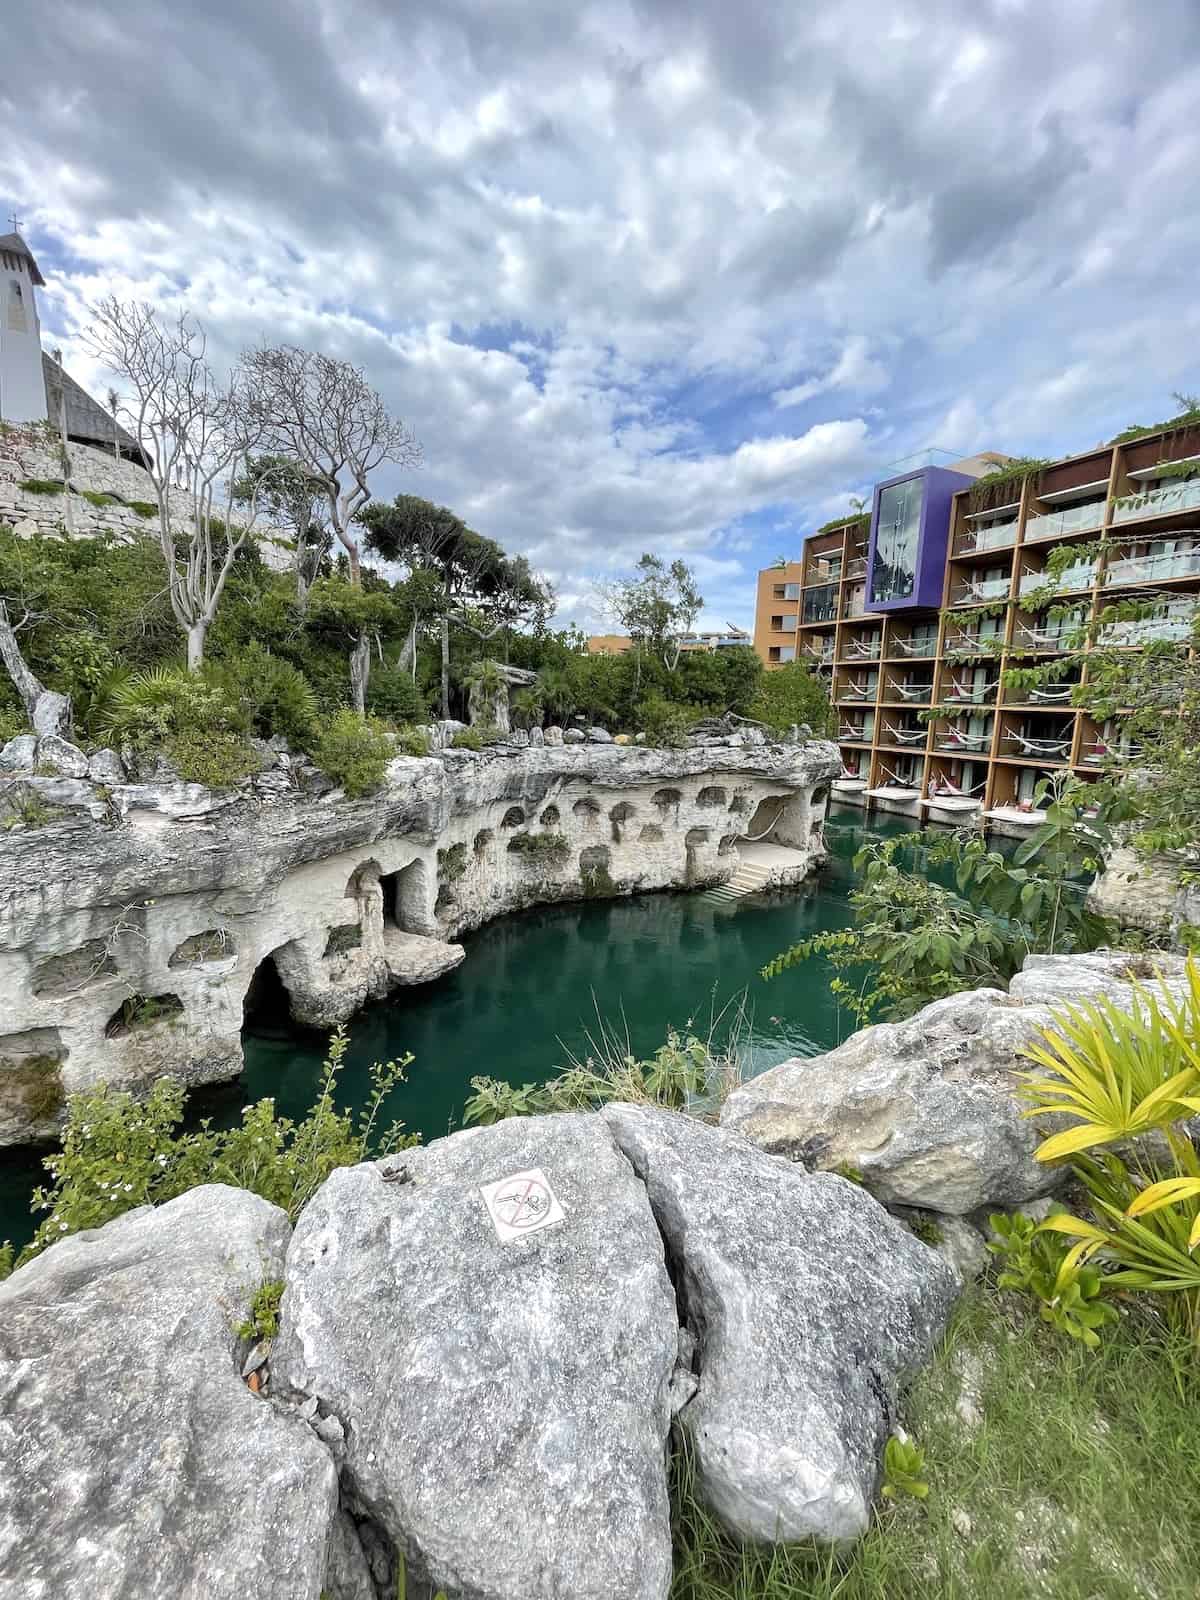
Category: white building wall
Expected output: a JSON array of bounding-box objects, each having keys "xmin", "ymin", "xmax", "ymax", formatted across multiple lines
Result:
[{"xmin": 0, "ymin": 252, "xmax": 48, "ymax": 424}]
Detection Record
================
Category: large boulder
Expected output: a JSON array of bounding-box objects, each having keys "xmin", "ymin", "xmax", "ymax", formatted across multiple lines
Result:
[
  {"xmin": 0, "ymin": 734, "xmax": 37, "ymax": 772},
  {"xmin": 602, "ymin": 1104, "xmax": 956, "ymax": 1545},
  {"xmin": 272, "ymin": 1113, "xmax": 678, "ymax": 1600},
  {"xmin": 35, "ymin": 734, "xmax": 89, "ymax": 779},
  {"xmin": 0, "ymin": 1185, "xmax": 338, "ymax": 1599},
  {"xmin": 721, "ymin": 949, "xmax": 1193, "ymax": 1214}
]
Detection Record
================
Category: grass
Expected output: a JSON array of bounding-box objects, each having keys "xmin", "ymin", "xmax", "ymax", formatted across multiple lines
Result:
[{"xmin": 671, "ymin": 1285, "xmax": 1200, "ymax": 1600}]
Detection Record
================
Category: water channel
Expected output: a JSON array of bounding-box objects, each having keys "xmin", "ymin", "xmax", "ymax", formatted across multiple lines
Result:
[{"xmin": 0, "ymin": 803, "xmax": 922, "ymax": 1249}]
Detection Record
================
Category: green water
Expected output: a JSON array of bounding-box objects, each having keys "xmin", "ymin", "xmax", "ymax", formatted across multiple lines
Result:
[{"xmin": 0, "ymin": 804, "xmax": 918, "ymax": 1248}]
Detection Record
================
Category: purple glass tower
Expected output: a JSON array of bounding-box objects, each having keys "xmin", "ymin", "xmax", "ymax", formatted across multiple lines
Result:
[{"xmin": 865, "ymin": 466, "xmax": 976, "ymax": 613}]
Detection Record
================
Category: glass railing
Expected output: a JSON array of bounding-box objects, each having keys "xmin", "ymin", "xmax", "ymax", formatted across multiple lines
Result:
[
  {"xmin": 1103, "ymin": 550, "xmax": 1200, "ymax": 586},
  {"xmin": 1018, "ymin": 564, "xmax": 1095, "ymax": 597},
  {"xmin": 962, "ymin": 520, "xmax": 1020, "ymax": 552},
  {"xmin": 952, "ymin": 575, "xmax": 1011, "ymax": 604},
  {"xmin": 844, "ymin": 557, "xmax": 868, "ymax": 579},
  {"xmin": 936, "ymin": 728, "xmax": 991, "ymax": 752},
  {"xmin": 1112, "ymin": 478, "xmax": 1200, "ymax": 524},
  {"xmin": 847, "ymin": 640, "xmax": 881, "ymax": 659},
  {"xmin": 837, "ymin": 683, "xmax": 874, "ymax": 700},
  {"xmin": 1099, "ymin": 608, "xmax": 1195, "ymax": 645},
  {"xmin": 1024, "ymin": 502, "xmax": 1106, "ymax": 541}
]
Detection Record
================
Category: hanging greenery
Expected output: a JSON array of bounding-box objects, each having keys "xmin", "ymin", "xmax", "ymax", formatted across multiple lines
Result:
[
  {"xmin": 815, "ymin": 511, "xmax": 871, "ymax": 536},
  {"xmin": 967, "ymin": 457, "xmax": 1052, "ymax": 512},
  {"xmin": 1109, "ymin": 392, "xmax": 1200, "ymax": 446}
]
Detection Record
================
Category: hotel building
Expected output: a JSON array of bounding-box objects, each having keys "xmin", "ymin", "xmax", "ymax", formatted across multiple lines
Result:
[{"xmin": 752, "ymin": 426, "xmax": 1200, "ymax": 832}]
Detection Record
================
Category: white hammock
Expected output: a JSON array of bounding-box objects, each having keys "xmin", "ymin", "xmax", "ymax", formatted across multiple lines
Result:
[
  {"xmin": 895, "ymin": 682, "xmax": 933, "ymax": 700},
  {"xmin": 1007, "ymin": 732, "xmax": 1071, "ymax": 757},
  {"xmin": 929, "ymin": 777, "xmax": 986, "ymax": 798},
  {"xmin": 946, "ymin": 680, "xmax": 997, "ymax": 702},
  {"xmin": 937, "ymin": 729, "xmax": 990, "ymax": 750},
  {"xmin": 884, "ymin": 723, "xmax": 928, "ymax": 745},
  {"xmin": 1029, "ymin": 685, "xmax": 1073, "ymax": 703}
]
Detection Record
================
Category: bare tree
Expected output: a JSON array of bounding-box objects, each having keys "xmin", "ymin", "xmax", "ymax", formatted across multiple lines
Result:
[
  {"xmin": 107, "ymin": 387, "xmax": 121, "ymax": 461},
  {"xmin": 85, "ymin": 299, "xmax": 269, "ymax": 670},
  {"xmin": 233, "ymin": 453, "xmax": 331, "ymax": 613},
  {"xmin": 0, "ymin": 597, "xmax": 70, "ymax": 737},
  {"xmin": 242, "ymin": 345, "xmax": 422, "ymax": 712}
]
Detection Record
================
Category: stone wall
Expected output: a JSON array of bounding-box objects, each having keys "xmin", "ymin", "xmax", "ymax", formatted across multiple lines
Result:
[
  {"xmin": 0, "ymin": 423, "xmax": 291, "ymax": 567},
  {"xmin": 1088, "ymin": 843, "xmax": 1200, "ymax": 942},
  {"xmin": 0, "ymin": 736, "xmax": 840, "ymax": 1144}
]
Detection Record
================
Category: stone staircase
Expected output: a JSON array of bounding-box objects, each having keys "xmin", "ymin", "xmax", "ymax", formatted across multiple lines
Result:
[{"xmin": 702, "ymin": 858, "xmax": 773, "ymax": 904}]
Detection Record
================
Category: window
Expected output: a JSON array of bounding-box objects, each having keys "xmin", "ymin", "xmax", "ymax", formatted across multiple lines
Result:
[
  {"xmin": 775, "ymin": 614, "xmax": 797, "ymax": 631},
  {"xmin": 7, "ymin": 278, "xmax": 27, "ymax": 333},
  {"xmin": 768, "ymin": 647, "xmax": 780, "ymax": 662},
  {"xmin": 871, "ymin": 477, "xmax": 925, "ymax": 603},
  {"xmin": 778, "ymin": 645, "xmax": 795, "ymax": 662},
  {"xmin": 772, "ymin": 585, "xmax": 786, "ymax": 598},
  {"xmin": 784, "ymin": 582, "xmax": 800, "ymax": 601}
]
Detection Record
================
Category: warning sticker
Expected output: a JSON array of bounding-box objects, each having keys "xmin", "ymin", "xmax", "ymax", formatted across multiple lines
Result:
[{"xmin": 480, "ymin": 1167, "xmax": 566, "ymax": 1243}]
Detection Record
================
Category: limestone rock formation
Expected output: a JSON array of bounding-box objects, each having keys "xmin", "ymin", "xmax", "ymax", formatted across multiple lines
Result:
[
  {"xmin": 722, "ymin": 949, "xmax": 1193, "ymax": 1214},
  {"xmin": 272, "ymin": 1113, "xmax": 679, "ymax": 1600},
  {"xmin": 602, "ymin": 1103, "xmax": 957, "ymax": 1544},
  {"xmin": 0, "ymin": 738, "xmax": 837, "ymax": 1143},
  {"xmin": 0, "ymin": 1185, "xmax": 337, "ymax": 1600}
]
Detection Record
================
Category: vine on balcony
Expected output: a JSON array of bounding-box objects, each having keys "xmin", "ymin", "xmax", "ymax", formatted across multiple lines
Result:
[{"xmin": 966, "ymin": 456, "xmax": 1052, "ymax": 513}]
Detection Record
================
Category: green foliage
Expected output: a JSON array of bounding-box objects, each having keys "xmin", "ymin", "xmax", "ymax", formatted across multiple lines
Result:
[
  {"xmin": 815, "ymin": 511, "xmax": 871, "ymax": 535},
  {"xmin": 0, "ymin": 1241, "xmax": 13, "ymax": 1282},
  {"xmin": 2, "ymin": 792, "xmax": 55, "ymax": 831},
  {"xmin": 506, "ymin": 831, "xmax": 571, "ymax": 863},
  {"xmin": 96, "ymin": 664, "xmax": 260, "ymax": 788},
  {"xmin": 14, "ymin": 1029, "xmax": 416, "ymax": 1267},
  {"xmin": 79, "ymin": 489, "xmax": 118, "ymax": 509},
  {"xmin": 510, "ymin": 686, "xmax": 544, "ymax": 728},
  {"xmin": 636, "ymin": 694, "xmax": 694, "ymax": 748},
  {"xmin": 748, "ymin": 657, "xmax": 834, "ymax": 735},
  {"xmin": 312, "ymin": 711, "xmax": 393, "ymax": 797},
  {"xmin": 1022, "ymin": 958, "xmax": 1200, "ymax": 1337},
  {"xmin": 170, "ymin": 728, "xmax": 262, "ymax": 788},
  {"xmin": 764, "ymin": 783, "xmax": 1113, "ymax": 1022},
  {"xmin": 450, "ymin": 725, "xmax": 503, "ymax": 750},
  {"xmin": 127, "ymin": 501, "xmax": 158, "ymax": 519},
  {"xmin": 966, "ymin": 456, "xmax": 1052, "ymax": 511},
  {"xmin": 366, "ymin": 663, "xmax": 426, "ymax": 725},
  {"xmin": 210, "ymin": 646, "xmax": 320, "ymax": 745},
  {"xmin": 236, "ymin": 1278, "xmax": 285, "ymax": 1342},
  {"xmin": 395, "ymin": 724, "xmax": 431, "ymax": 757},
  {"xmin": 464, "ymin": 1027, "xmax": 719, "ymax": 1125},
  {"xmin": 881, "ymin": 1434, "xmax": 929, "ymax": 1501},
  {"xmin": 18, "ymin": 478, "xmax": 64, "ymax": 495},
  {"xmin": 1109, "ymin": 391, "xmax": 1200, "ymax": 444},
  {"xmin": 987, "ymin": 1211, "xmax": 1116, "ymax": 1350},
  {"xmin": 437, "ymin": 841, "xmax": 468, "ymax": 881}
]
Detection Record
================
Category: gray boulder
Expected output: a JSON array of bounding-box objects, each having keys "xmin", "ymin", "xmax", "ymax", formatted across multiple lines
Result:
[
  {"xmin": 87, "ymin": 746, "xmax": 126, "ymax": 784},
  {"xmin": 0, "ymin": 1185, "xmax": 338, "ymax": 1599},
  {"xmin": 528, "ymin": 725, "xmax": 545, "ymax": 747},
  {"xmin": 31, "ymin": 689, "xmax": 71, "ymax": 739},
  {"xmin": 35, "ymin": 734, "xmax": 89, "ymax": 779},
  {"xmin": 602, "ymin": 1104, "xmax": 956, "ymax": 1544},
  {"xmin": 0, "ymin": 734, "xmax": 37, "ymax": 771},
  {"xmin": 721, "ymin": 949, "xmax": 1192, "ymax": 1214},
  {"xmin": 273, "ymin": 1113, "xmax": 678, "ymax": 1600},
  {"xmin": 543, "ymin": 725, "xmax": 564, "ymax": 746},
  {"xmin": 563, "ymin": 727, "xmax": 585, "ymax": 744},
  {"xmin": 585, "ymin": 726, "xmax": 613, "ymax": 744}
]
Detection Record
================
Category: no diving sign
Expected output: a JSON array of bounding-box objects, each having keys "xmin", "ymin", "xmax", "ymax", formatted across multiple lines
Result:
[{"xmin": 480, "ymin": 1167, "xmax": 566, "ymax": 1243}]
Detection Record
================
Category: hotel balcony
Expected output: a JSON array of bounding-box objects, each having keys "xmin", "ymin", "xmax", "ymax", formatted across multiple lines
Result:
[
  {"xmin": 878, "ymin": 718, "xmax": 928, "ymax": 749},
  {"xmin": 954, "ymin": 517, "xmax": 1020, "ymax": 557},
  {"xmin": 835, "ymin": 677, "xmax": 877, "ymax": 703},
  {"xmin": 883, "ymin": 674, "xmax": 934, "ymax": 706},
  {"xmin": 844, "ymin": 634, "xmax": 882, "ymax": 661},
  {"xmin": 942, "ymin": 676, "xmax": 1000, "ymax": 707},
  {"xmin": 1111, "ymin": 477, "xmax": 1200, "ymax": 525},
  {"xmin": 803, "ymin": 641, "xmax": 836, "ymax": 665},
  {"xmin": 1017, "ymin": 562, "xmax": 1096, "ymax": 599},
  {"xmin": 844, "ymin": 555, "xmax": 868, "ymax": 580},
  {"xmin": 1023, "ymin": 501, "xmax": 1106, "ymax": 542},
  {"xmin": 944, "ymin": 629, "xmax": 1002, "ymax": 657},
  {"xmin": 949, "ymin": 573, "xmax": 1011, "ymax": 606},
  {"xmin": 1098, "ymin": 606, "xmax": 1196, "ymax": 647},
  {"xmin": 1002, "ymin": 725, "xmax": 1073, "ymax": 763},
  {"xmin": 1103, "ymin": 546, "xmax": 1200, "ymax": 588},
  {"xmin": 935, "ymin": 721, "xmax": 992, "ymax": 755}
]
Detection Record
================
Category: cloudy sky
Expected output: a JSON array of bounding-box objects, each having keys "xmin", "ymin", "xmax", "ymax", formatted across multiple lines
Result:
[{"xmin": 4, "ymin": 0, "xmax": 1199, "ymax": 630}]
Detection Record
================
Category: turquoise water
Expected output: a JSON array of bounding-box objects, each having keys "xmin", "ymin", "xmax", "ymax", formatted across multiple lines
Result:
[{"xmin": 0, "ymin": 804, "xmax": 919, "ymax": 1248}]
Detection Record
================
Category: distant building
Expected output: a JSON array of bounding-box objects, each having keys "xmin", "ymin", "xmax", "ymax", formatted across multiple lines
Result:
[
  {"xmin": 0, "ymin": 226, "xmax": 143, "ymax": 461},
  {"xmin": 587, "ymin": 627, "xmax": 751, "ymax": 656}
]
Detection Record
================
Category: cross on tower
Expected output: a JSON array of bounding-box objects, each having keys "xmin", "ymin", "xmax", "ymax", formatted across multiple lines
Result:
[{"xmin": 7, "ymin": 212, "xmax": 22, "ymax": 233}]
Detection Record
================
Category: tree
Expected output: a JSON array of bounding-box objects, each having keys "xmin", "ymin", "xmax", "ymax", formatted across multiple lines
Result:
[
  {"xmin": 233, "ymin": 454, "xmax": 331, "ymax": 612},
  {"xmin": 748, "ymin": 658, "xmax": 834, "ymax": 735},
  {"xmin": 602, "ymin": 554, "xmax": 703, "ymax": 678},
  {"xmin": 242, "ymin": 345, "xmax": 421, "ymax": 711},
  {"xmin": 0, "ymin": 596, "xmax": 70, "ymax": 737},
  {"xmin": 361, "ymin": 495, "xmax": 552, "ymax": 718},
  {"xmin": 86, "ymin": 299, "xmax": 270, "ymax": 670}
]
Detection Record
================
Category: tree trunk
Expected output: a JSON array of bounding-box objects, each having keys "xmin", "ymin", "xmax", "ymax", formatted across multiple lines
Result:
[
  {"xmin": 295, "ymin": 569, "xmax": 312, "ymax": 615},
  {"xmin": 440, "ymin": 614, "xmax": 450, "ymax": 720},
  {"xmin": 0, "ymin": 599, "xmax": 71, "ymax": 736},
  {"xmin": 350, "ymin": 629, "xmax": 371, "ymax": 715},
  {"xmin": 347, "ymin": 541, "xmax": 361, "ymax": 588},
  {"xmin": 186, "ymin": 622, "xmax": 207, "ymax": 672}
]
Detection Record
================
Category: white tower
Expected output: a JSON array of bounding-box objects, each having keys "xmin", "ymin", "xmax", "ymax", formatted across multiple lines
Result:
[{"xmin": 0, "ymin": 219, "xmax": 48, "ymax": 424}]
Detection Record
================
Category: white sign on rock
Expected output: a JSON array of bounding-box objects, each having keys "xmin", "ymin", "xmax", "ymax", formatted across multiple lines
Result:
[{"xmin": 479, "ymin": 1167, "xmax": 566, "ymax": 1243}]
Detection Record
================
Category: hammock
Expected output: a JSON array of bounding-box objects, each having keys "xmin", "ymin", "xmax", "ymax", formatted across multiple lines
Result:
[
  {"xmin": 937, "ymin": 729, "xmax": 990, "ymax": 750},
  {"xmin": 884, "ymin": 723, "xmax": 927, "ymax": 745},
  {"xmin": 848, "ymin": 639, "xmax": 880, "ymax": 657},
  {"xmin": 1029, "ymin": 685, "xmax": 1072, "ymax": 703},
  {"xmin": 1082, "ymin": 742, "xmax": 1142, "ymax": 765},
  {"xmin": 946, "ymin": 680, "xmax": 997, "ymax": 702},
  {"xmin": 929, "ymin": 777, "xmax": 986, "ymax": 799},
  {"xmin": 878, "ymin": 765, "xmax": 920, "ymax": 790},
  {"xmin": 895, "ymin": 636, "xmax": 936, "ymax": 655},
  {"xmin": 840, "ymin": 683, "xmax": 871, "ymax": 698},
  {"xmin": 895, "ymin": 682, "xmax": 933, "ymax": 701},
  {"xmin": 1007, "ymin": 732, "xmax": 1071, "ymax": 757}
]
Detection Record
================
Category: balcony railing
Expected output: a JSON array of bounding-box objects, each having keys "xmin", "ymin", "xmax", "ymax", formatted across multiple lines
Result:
[
  {"xmin": 1011, "ymin": 623, "xmax": 1076, "ymax": 652},
  {"xmin": 881, "ymin": 722, "xmax": 928, "ymax": 746},
  {"xmin": 1024, "ymin": 501, "xmax": 1106, "ymax": 541},
  {"xmin": 844, "ymin": 556, "xmax": 868, "ymax": 579},
  {"xmin": 837, "ymin": 682, "xmax": 874, "ymax": 701},
  {"xmin": 943, "ymin": 680, "xmax": 998, "ymax": 705},
  {"xmin": 951, "ymin": 575, "xmax": 1011, "ymax": 605},
  {"xmin": 1081, "ymin": 741, "xmax": 1142, "ymax": 766},
  {"xmin": 1112, "ymin": 478, "xmax": 1200, "ymax": 524},
  {"xmin": 847, "ymin": 638, "xmax": 881, "ymax": 659},
  {"xmin": 945, "ymin": 632, "xmax": 1000, "ymax": 656},
  {"xmin": 961, "ymin": 519, "xmax": 1020, "ymax": 553},
  {"xmin": 1018, "ymin": 563, "xmax": 1095, "ymax": 598},
  {"xmin": 892, "ymin": 634, "xmax": 938, "ymax": 657},
  {"xmin": 1099, "ymin": 615, "xmax": 1195, "ymax": 646},
  {"xmin": 892, "ymin": 681, "xmax": 934, "ymax": 702},
  {"xmin": 839, "ymin": 723, "xmax": 870, "ymax": 741},
  {"xmin": 1103, "ymin": 549, "xmax": 1200, "ymax": 587}
]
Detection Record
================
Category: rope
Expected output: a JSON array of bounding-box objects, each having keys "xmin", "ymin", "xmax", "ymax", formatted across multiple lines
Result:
[{"xmin": 739, "ymin": 796, "xmax": 789, "ymax": 842}]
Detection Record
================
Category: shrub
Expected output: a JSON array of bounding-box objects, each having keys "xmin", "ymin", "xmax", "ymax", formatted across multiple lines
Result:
[
  {"xmin": 236, "ymin": 1278, "xmax": 284, "ymax": 1342},
  {"xmin": 437, "ymin": 842, "xmax": 468, "ymax": 882},
  {"xmin": 312, "ymin": 710, "xmax": 393, "ymax": 797},
  {"xmin": 636, "ymin": 694, "xmax": 693, "ymax": 748},
  {"xmin": 1021, "ymin": 957, "xmax": 1200, "ymax": 1339},
  {"xmin": 210, "ymin": 646, "xmax": 319, "ymax": 745},
  {"xmin": 506, "ymin": 831, "xmax": 570, "ymax": 863},
  {"xmin": 450, "ymin": 725, "xmax": 503, "ymax": 750},
  {"xmin": 80, "ymin": 489, "xmax": 118, "ymax": 509},
  {"xmin": 10, "ymin": 1029, "xmax": 415, "ymax": 1267},
  {"xmin": 127, "ymin": 501, "xmax": 158, "ymax": 518},
  {"xmin": 366, "ymin": 663, "xmax": 425, "ymax": 725},
  {"xmin": 395, "ymin": 724, "xmax": 431, "ymax": 758},
  {"xmin": 169, "ymin": 729, "xmax": 261, "ymax": 789},
  {"xmin": 748, "ymin": 657, "xmax": 835, "ymax": 735},
  {"xmin": 18, "ymin": 478, "xmax": 64, "ymax": 496}
]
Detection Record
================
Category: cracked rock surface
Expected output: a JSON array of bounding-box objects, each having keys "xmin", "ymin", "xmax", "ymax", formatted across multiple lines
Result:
[
  {"xmin": 272, "ymin": 1113, "xmax": 678, "ymax": 1600},
  {"xmin": 0, "ymin": 1185, "xmax": 337, "ymax": 1600},
  {"xmin": 603, "ymin": 1103, "xmax": 958, "ymax": 1544}
]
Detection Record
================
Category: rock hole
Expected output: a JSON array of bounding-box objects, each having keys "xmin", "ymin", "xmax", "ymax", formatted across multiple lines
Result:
[
  {"xmin": 104, "ymin": 993, "xmax": 184, "ymax": 1038},
  {"xmin": 32, "ymin": 940, "xmax": 118, "ymax": 996},
  {"xmin": 169, "ymin": 928, "xmax": 235, "ymax": 967},
  {"xmin": 696, "ymin": 786, "xmax": 727, "ymax": 808},
  {"xmin": 500, "ymin": 806, "xmax": 525, "ymax": 829},
  {"xmin": 652, "ymin": 787, "xmax": 682, "ymax": 810},
  {"xmin": 539, "ymin": 804, "xmax": 561, "ymax": 826}
]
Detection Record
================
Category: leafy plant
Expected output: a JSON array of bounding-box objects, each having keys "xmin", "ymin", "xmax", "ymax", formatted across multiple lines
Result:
[
  {"xmin": 636, "ymin": 693, "xmax": 693, "ymax": 748},
  {"xmin": 1022, "ymin": 958, "xmax": 1200, "ymax": 1337},
  {"xmin": 987, "ymin": 1211, "xmax": 1117, "ymax": 1350},
  {"xmin": 449, "ymin": 725, "xmax": 502, "ymax": 750},
  {"xmin": 881, "ymin": 1433, "xmax": 929, "ymax": 1501},
  {"xmin": 747, "ymin": 657, "xmax": 835, "ymax": 736},
  {"xmin": 394, "ymin": 724, "xmax": 431, "ymax": 757},
  {"xmin": 13, "ymin": 1028, "xmax": 417, "ymax": 1267},
  {"xmin": 236, "ymin": 1278, "xmax": 284, "ymax": 1342},
  {"xmin": 18, "ymin": 478, "xmax": 64, "ymax": 496},
  {"xmin": 506, "ymin": 831, "xmax": 571, "ymax": 863},
  {"xmin": 312, "ymin": 710, "xmax": 394, "ymax": 797},
  {"xmin": 366, "ymin": 662, "xmax": 426, "ymax": 725}
]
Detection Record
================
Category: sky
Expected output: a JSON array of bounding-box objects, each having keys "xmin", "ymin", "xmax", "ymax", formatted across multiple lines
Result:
[{"xmin": 3, "ymin": 0, "xmax": 1199, "ymax": 632}]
